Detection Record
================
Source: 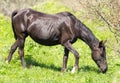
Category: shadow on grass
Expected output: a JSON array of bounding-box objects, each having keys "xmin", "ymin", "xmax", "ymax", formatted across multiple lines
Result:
[
  {"xmin": 116, "ymin": 63, "xmax": 120, "ymax": 66},
  {"xmin": 79, "ymin": 65, "xmax": 100, "ymax": 73},
  {"xmin": 24, "ymin": 55, "xmax": 101, "ymax": 73},
  {"xmin": 25, "ymin": 55, "xmax": 61, "ymax": 71}
]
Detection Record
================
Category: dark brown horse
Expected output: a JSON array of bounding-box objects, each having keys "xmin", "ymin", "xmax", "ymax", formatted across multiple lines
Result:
[{"xmin": 6, "ymin": 8, "xmax": 108, "ymax": 73}]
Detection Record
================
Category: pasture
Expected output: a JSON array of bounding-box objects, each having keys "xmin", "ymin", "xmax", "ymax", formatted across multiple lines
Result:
[{"xmin": 0, "ymin": 1, "xmax": 120, "ymax": 83}]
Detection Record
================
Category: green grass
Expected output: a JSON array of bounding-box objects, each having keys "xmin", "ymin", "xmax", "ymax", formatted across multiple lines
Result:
[{"xmin": 0, "ymin": 1, "xmax": 120, "ymax": 83}]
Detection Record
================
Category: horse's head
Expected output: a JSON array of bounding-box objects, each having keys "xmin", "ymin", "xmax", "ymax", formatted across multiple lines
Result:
[{"xmin": 92, "ymin": 41, "xmax": 108, "ymax": 73}]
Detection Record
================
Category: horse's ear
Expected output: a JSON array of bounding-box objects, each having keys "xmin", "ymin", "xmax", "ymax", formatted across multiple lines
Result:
[
  {"xmin": 103, "ymin": 40, "xmax": 107, "ymax": 44},
  {"xmin": 99, "ymin": 40, "xmax": 107, "ymax": 48},
  {"xmin": 99, "ymin": 41, "xmax": 104, "ymax": 48}
]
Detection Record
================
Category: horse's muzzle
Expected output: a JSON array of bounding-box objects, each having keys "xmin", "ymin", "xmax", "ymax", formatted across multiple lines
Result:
[{"xmin": 101, "ymin": 66, "xmax": 108, "ymax": 73}]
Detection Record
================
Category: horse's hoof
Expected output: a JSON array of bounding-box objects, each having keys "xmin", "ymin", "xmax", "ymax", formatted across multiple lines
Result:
[
  {"xmin": 22, "ymin": 64, "xmax": 26, "ymax": 69},
  {"xmin": 61, "ymin": 68, "xmax": 66, "ymax": 72},
  {"xmin": 6, "ymin": 60, "xmax": 9, "ymax": 64},
  {"xmin": 71, "ymin": 67, "xmax": 78, "ymax": 74}
]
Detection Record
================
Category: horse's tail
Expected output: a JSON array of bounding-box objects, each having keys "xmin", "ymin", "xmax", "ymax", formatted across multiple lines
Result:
[{"xmin": 11, "ymin": 10, "xmax": 18, "ymax": 39}]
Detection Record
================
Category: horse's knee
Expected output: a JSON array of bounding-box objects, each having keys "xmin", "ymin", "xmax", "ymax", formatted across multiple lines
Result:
[
  {"xmin": 18, "ymin": 49, "xmax": 24, "ymax": 56},
  {"xmin": 10, "ymin": 41, "xmax": 18, "ymax": 51},
  {"xmin": 76, "ymin": 55, "xmax": 79, "ymax": 59},
  {"xmin": 74, "ymin": 51, "xmax": 79, "ymax": 59},
  {"xmin": 10, "ymin": 45, "xmax": 16, "ymax": 52}
]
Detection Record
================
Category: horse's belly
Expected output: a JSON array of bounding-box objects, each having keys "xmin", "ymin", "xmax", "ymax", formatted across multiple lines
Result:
[
  {"xmin": 27, "ymin": 20, "xmax": 61, "ymax": 45},
  {"xmin": 28, "ymin": 28, "xmax": 60, "ymax": 46},
  {"xmin": 30, "ymin": 36, "xmax": 60, "ymax": 46},
  {"xmin": 35, "ymin": 39, "xmax": 60, "ymax": 46}
]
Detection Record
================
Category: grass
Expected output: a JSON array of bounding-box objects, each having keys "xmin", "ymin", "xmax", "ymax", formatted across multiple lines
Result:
[{"xmin": 0, "ymin": 1, "xmax": 120, "ymax": 83}]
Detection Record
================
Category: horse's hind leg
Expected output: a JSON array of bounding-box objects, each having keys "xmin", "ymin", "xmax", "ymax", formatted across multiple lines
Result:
[
  {"xmin": 18, "ymin": 38, "xmax": 26, "ymax": 68},
  {"xmin": 6, "ymin": 38, "xmax": 26, "ymax": 68},
  {"xmin": 6, "ymin": 40, "xmax": 18, "ymax": 63}
]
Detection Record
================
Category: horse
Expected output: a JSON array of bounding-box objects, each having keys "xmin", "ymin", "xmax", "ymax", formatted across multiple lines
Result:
[{"xmin": 6, "ymin": 8, "xmax": 108, "ymax": 73}]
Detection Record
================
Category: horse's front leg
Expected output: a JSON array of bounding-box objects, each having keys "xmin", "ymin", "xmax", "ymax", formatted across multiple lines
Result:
[
  {"xmin": 63, "ymin": 41, "xmax": 79, "ymax": 73},
  {"xmin": 61, "ymin": 47, "xmax": 69, "ymax": 72}
]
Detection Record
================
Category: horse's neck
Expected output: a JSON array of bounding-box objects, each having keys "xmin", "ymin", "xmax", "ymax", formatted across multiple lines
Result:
[{"xmin": 77, "ymin": 20, "xmax": 99, "ymax": 50}]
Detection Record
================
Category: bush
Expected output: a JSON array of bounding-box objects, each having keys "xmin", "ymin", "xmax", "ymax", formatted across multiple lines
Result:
[{"xmin": 76, "ymin": 0, "xmax": 120, "ymax": 54}]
